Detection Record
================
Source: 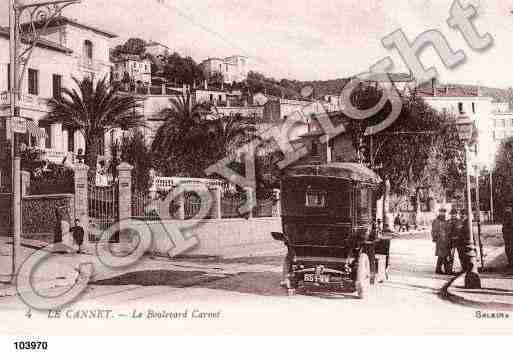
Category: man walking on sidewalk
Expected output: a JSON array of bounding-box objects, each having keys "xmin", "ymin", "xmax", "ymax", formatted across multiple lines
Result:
[
  {"xmin": 432, "ymin": 208, "xmax": 451, "ymax": 274},
  {"xmin": 502, "ymin": 206, "xmax": 513, "ymax": 268}
]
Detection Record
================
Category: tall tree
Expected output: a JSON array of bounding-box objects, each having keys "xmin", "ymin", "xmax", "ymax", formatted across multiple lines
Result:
[
  {"xmin": 204, "ymin": 112, "xmax": 257, "ymax": 160},
  {"xmin": 151, "ymin": 93, "xmax": 211, "ymax": 177},
  {"xmin": 151, "ymin": 94, "xmax": 256, "ymax": 177},
  {"xmin": 111, "ymin": 38, "xmax": 147, "ymax": 58},
  {"xmin": 163, "ymin": 52, "xmax": 204, "ymax": 86},
  {"xmin": 493, "ymin": 137, "xmax": 513, "ymax": 221},
  {"xmin": 118, "ymin": 130, "xmax": 154, "ymax": 192},
  {"xmin": 342, "ymin": 84, "xmax": 465, "ymax": 229},
  {"xmin": 46, "ymin": 76, "xmax": 144, "ymax": 173},
  {"xmin": 352, "ymin": 88, "xmax": 465, "ymax": 197}
]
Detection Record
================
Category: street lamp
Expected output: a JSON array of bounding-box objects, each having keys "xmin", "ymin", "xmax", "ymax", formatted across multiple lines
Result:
[
  {"xmin": 6, "ymin": 0, "xmax": 80, "ymax": 283},
  {"xmin": 455, "ymin": 114, "xmax": 481, "ymax": 289}
]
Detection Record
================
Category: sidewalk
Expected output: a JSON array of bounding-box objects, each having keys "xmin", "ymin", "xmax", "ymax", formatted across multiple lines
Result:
[{"xmin": 444, "ymin": 245, "xmax": 513, "ymax": 310}]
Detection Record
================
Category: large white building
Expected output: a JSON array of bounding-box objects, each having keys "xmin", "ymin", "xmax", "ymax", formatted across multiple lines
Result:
[
  {"xmin": 490, "ymin": 102, "xmax": 513, "ymax": 143},
  {"xmin": 112, "ymin": 54, "xmax": 152, "ymax": 86},
  {"xmin": 200, "ymin": 55, "xmax": 249, "ymax": 84},
  {"xmin": 0, "ymin": 16, "xmax": 117, "ymax": 164},
  {"xmin": 418, "ymin": 84, "xmax": 496, "ymax": 167}
]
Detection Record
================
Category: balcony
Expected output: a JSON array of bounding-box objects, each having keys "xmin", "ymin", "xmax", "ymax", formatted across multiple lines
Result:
[
  {"xmin": 38, "ymin": 148, "xmax": 75, "ymax": 165},
  {"xmin": 0, "ymin": 92, "xmax": 49, "ymax": 111}
]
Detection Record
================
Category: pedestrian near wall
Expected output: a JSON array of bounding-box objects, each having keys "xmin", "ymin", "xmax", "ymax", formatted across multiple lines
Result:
[
  {"xmin": 502, "ymin": 206, "xmax": 513, "ymax": 268},
  {"xmin": 71, "ymin": 219, "xmax": 85, "ymax": 254},
  {"xmin": 432, "ymin": 208, "xmax": 451, "ymax": 274}
]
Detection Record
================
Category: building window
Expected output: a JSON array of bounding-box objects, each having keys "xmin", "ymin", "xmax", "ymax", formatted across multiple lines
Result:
[
  {"xmin": 41, "ymin": 124, "xmax": 51, "ymax": 149},
  {"xmin": 67, "ymin": 127, "xmax": 75, "ymax": 152},
  {"xmin": 472, "ymin": 102, "xmax": 476, "ymax": 114},
  {"xmin": 52, "ymin": 74, "xmax": 62, "ymax": 99},
  {"xmin": 305, "ymin": 189, "xmax": 327, "ymax": 208},
  {"xmin": 28, "ymin": 69, "xmax": 38, "ymax": 95},
  {"xmin": 218, "ymin": 95, "xmax": 222, "ymax": 102},
  {"xmin": 209, "ymin": 94, "xmax": 213, "ymax": 102},
  {"xmin": 458, "ymin": 102, "xmax": 464, "ymax": 114},
  {"xmin": 84, "ymin": 40, "xmax": 93, "ymax": 60}
]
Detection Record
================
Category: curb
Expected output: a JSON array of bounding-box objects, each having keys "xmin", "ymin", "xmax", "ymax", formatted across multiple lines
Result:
[{"xmin": 440, "ymin": 246, "xmax": 513, "ymax": 311}]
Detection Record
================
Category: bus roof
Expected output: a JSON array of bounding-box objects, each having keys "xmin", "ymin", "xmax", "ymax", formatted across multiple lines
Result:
[{"xmin": 283, "ymin": 162, "xmax": 382, "ymax": 185}]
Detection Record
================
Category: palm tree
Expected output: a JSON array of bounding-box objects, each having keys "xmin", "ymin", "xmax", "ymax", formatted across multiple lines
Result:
[
  {"xmin": 46, "ymin": 76, "xmax": 144, "ymax": 173},
  {"xmin": 152, "ymin": 93, "xmax": 256, "ymax": 177},
  {"xmin": 151, "ymin": 92, "xmax": 207, "ymax": 155},
  {"xmin": 204, "ymin": 112, "xmax": 257, "ymax": 160}
]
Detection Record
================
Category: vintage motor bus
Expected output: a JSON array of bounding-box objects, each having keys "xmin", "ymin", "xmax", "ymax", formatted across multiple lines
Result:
[{"xmin": 272, "ymin": 162, "xmax": 390, "ymax": 298}]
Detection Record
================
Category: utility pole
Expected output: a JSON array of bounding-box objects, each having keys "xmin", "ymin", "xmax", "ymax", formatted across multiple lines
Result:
[
  {"xmin": 489, "ymin": 170, "xmax": 494, "ymax": 223},
  {"xmin": 474, "ymin": 165, "xmax": 484, "ymax": 270}
]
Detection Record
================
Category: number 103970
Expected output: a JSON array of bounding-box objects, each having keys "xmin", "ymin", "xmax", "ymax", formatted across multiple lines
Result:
[{"xmin": 14, "ymin": 341, "xmax": 48, "ymax": 350}]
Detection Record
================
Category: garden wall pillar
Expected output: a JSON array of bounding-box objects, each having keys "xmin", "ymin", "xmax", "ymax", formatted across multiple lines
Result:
[
  {"xmin": 245, "ymin": 187, "xmax": 254, "ymax": 219},
  {"xmin": 117, "ymin": 162, "xmax": 133, "ymax": 246},
  {"xmin": 117, "ymin": 162, "xmax": 133, "ymax": 221},
  {"xmin": 210, "ymin": 184, "xmax": 222, "ymax": 219},
  {"xmin": 174, "ymin": 187, "xmax": 185, "ymax": 220},
  {"xmin": 74, "ymin": 163, "xmax": 89, "ymax": 241}
]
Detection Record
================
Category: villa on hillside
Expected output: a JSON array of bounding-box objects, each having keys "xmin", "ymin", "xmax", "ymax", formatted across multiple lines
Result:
[{"xmin": 200, "ymin": 55, "xmax": 250, "ymax": 84}]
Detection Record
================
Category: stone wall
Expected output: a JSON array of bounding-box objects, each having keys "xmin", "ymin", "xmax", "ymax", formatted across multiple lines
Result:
[
  {"xmin": 22, "ymin": 194, "xmax": 75, "ymax": 243},
  {"xmin": 130, "ymin": 217, "xmax": 282, "ymax": 257}
]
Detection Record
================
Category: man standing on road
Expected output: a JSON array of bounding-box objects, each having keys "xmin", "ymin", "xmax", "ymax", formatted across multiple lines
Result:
[
  {"xmin": 502, "ymin": 206, "xmax": 513, "ymax": 268},
  {"xmin": 432, "ymin": 208, "xmax": 451, "ymax": 274}
]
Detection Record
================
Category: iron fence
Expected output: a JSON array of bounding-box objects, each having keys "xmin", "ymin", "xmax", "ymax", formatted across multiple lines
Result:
[{"xmin": 88, "ymin": 182, "xmax": 118, "ymax": 242}]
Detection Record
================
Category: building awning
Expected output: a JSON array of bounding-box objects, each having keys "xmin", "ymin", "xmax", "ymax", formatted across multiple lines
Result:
[{"xmin": 26, "ymin": 120, "xmax": 47, "ymax": 140}]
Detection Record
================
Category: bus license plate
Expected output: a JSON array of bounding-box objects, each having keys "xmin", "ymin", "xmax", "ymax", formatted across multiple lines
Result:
[{"xmin": 304, "ymin": 274, "xmax": 330, "ymax": 283}]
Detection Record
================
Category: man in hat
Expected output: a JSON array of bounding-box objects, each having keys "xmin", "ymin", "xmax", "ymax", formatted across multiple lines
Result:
[
  {"xmin": 503, "ymin": 206, "xmax": 513, "ymax": 268},
  {"xmin": 432, "ymin": 208, "xmax": 451, "ymax": 274}
]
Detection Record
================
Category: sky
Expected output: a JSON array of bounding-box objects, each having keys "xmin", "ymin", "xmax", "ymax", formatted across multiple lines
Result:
[{"xmin": 1, "ymin": 0, "xmax": 513, "ymax": 88}]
